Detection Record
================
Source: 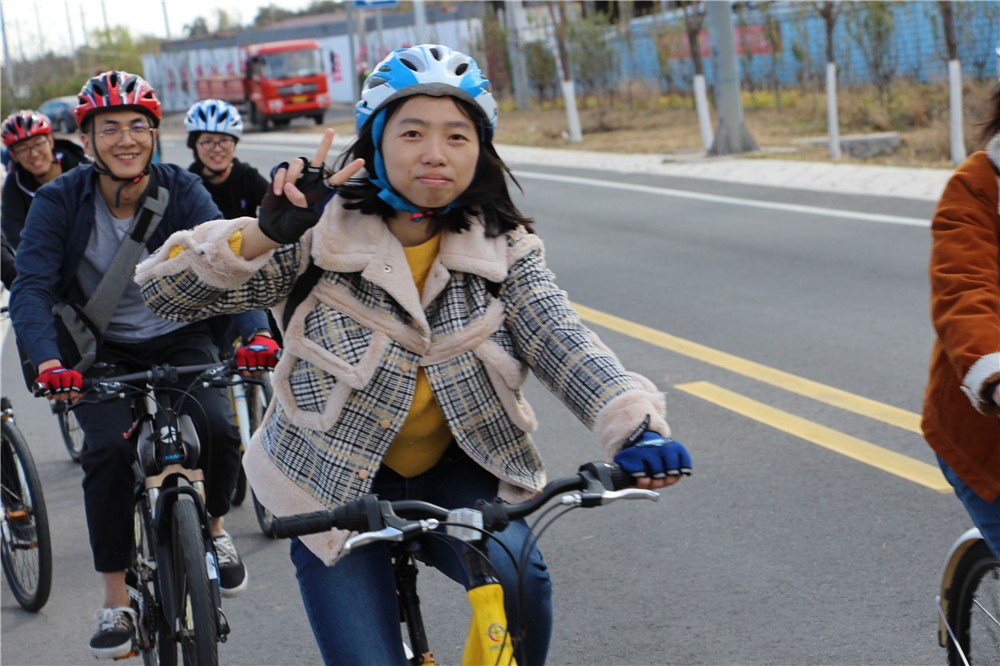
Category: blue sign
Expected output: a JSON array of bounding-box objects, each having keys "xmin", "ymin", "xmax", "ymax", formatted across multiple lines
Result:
[{"xmin": 354, "ymin": 0, "xmax": 399, "ymax": 7}]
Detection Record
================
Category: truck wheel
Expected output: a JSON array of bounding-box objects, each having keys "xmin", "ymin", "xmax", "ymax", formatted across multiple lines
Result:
[
  {"xmin": 312, "ymin": 113, "xmax": 324, "ymax": 125},
  {"xmin": 251, "ymin": 106, "xmax": 269, "ymax": 133}
]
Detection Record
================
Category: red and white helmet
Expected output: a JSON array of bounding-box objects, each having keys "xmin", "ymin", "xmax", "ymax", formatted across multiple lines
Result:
[
  {"xmin": 75, "ymin": 71, "xmax": 162, "ymax": 129},
  {"xmin": 1, "ymin": 110, "xmax": 53, "ymax": 148}
]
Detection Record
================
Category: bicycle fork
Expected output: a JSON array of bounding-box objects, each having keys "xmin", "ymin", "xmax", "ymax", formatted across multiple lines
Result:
[
  {"xmin": 144, "ymin": 469, "xmax": 231, "ymax": 646},
  {"xmin": 461, "ymin": 546, "xmax": 517, "ymax": 666}
]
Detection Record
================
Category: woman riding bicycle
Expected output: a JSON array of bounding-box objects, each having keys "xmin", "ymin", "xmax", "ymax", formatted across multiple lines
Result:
[
  {"xmin": 136, "ymin": 44, "xmax": 692, "ymax": 665},
  {"xmin": 922, "ymin": 57, "xmax": 1000, "ymax": 559}
]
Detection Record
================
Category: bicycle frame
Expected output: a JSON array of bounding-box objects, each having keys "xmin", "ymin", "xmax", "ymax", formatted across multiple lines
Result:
[{"xmin": 84, "ymin": 363, "xmax": 233, "ymax": 662}]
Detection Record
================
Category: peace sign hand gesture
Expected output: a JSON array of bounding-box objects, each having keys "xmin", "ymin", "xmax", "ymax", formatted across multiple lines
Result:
[{"xmin": 257, "ymin": 129, "xmax": 365, "ymax": 246}]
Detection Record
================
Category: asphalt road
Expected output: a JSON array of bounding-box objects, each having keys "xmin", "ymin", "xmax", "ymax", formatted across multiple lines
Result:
[{"xmin": 1, "ymin": 132, "xmax": 968, "ymax": 665}]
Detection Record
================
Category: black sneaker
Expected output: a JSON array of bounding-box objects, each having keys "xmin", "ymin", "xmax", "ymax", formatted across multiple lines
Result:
[
  {"xmin": 89, "ymin": 606, "xmax": 137, "ymax": 659},
  {"xmin": 213, "ymin": 531, "xmax": 248, "ymax": 598}
]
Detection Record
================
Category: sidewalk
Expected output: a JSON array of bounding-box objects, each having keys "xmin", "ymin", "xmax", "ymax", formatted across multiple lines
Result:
[
  {"xmin": 235, "ymin": 130, "xmax": 954, "ymax": 203},
  {"xmin": 494, "ymin": 144, "xmax": 953, "ymax": 203}
]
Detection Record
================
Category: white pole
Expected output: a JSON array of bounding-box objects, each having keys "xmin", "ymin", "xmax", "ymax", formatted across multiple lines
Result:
[
  {"xmin": 693, "ymin": 74, "xmax": 713, "ymax": 151},
  {"xmin": 825, "ymin": 62, "xmax": 841, "ymax": 160},
  {"xmin": 413, "ymin": 0, "xmax": 428, "ymax": 44},
  {"xmin": 948, "ymin": 59, "xmax": 966, "ymax": 164},
  {"xmin": 561, "ymin": 79, "xmax": 582, "ymax": 143}
]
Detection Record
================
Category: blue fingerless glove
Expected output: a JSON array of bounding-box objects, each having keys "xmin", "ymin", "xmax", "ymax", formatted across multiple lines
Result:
[{"xmin": 613, "ymin": 424, "xmax": 692, "ymax": 480}]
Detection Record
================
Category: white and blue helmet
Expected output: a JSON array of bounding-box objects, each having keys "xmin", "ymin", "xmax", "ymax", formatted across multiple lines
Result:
[
  {"xmin": 355, "ymin": 44, "xmax": 498, "ymax": 138},
  {"xmin": 184, "ymin": 99, "xmax": 244, "ymax": 143}
]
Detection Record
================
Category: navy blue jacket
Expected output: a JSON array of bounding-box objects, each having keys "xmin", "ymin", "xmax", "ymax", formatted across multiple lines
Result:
[{"xmin": 9, "ymin": 162, "xmax": 268, "ymax": 367}]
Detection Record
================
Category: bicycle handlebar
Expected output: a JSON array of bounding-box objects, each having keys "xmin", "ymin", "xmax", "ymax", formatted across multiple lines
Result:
[
  {"xmin": 70, "ymin": 360, "xmax": 271, "ymax": 401},
  {"xmin": 271, "ymin": 461, "xmax": 655, "ymax": 544}
]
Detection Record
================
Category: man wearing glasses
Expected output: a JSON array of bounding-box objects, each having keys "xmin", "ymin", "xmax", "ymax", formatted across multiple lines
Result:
[
  {"xmin": 1, "ymin": 109, "xmax": 88, "ymax": 258},
  {"xmin": 8, "ymin": 71, "xmax": 276, "ymax": 659},
  {"xmin": 185, "ymin": 99, "xmax": 269, "ymax": 220}
]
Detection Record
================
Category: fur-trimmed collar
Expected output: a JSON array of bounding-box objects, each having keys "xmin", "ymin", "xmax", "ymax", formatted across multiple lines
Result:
[
  {"xmin": 310, "ymin": 200, "xmax": 509, "ymax": 279},
  {"xmin": 306, "ymin": 199, "xmax": 512, "ymax": 329}
]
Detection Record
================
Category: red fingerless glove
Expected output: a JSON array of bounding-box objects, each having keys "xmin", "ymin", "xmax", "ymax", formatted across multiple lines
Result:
[
  {"xmin": 34, "ymin": 365, "xmax": 84, "ymax": 396},
  {"xmin": 235, "ymin": 335, "xmax": 281, "ymax": 372}
]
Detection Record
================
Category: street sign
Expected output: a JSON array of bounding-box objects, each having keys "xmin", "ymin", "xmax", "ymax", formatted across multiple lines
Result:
[{"xmin": 354, "ymin": 0, "xmax": 399, "ymax": 7}]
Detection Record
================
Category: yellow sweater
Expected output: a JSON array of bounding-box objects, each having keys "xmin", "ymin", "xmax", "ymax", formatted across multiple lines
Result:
[{"xmin": 382, "ymin": 232, "xmax": 453, "ymax": 477}]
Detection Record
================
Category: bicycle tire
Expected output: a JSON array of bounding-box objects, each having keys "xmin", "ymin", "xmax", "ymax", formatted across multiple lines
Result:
[
  {"xmin": 171, "ymin": 497, "xmax": 219, "ymax": 666},
  {"xmin": 55, "ymin": 401, "xmax": 85, "ymax": 463},
  {"xmin": 231, "ymin": 377, "xmax": 271, "ymax": 506},
  {"xmin": 132, "ymin": 500, "xmax": 175, "ymax": 666},
  {"xmin": 231, "ymin": 468, "xmax": 248, "ymax": 506},
  {"xmin": 0, "ymin": 417, "xmax": 53, "ymax": 612},
  {"xmin": 247, "ymin": 377, "xmax": 276, "ymax": 538},
  {"xmin": 946, "ymin": 539, "xmax": 1000, "ymax": 666},
  {"xmin": 252, "ymin": 490, "xmax": 276, "ymax": 539}
]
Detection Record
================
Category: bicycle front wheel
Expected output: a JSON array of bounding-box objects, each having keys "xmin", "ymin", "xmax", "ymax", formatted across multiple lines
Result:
[
  {"xmin": 946, "ymin": 540, "xmax": 1000, "ymax": 666},
  {"xmin": 171, "ymin": 497, "xmax": 218, "ymax": 666},
  {"xmin": 54, "ymin": 401, "xmax": 85, "ymax": 463},
  {"xmin": 247, "ymin": 377, "xmax": 276, "ymax": 537},
  {"xmin": 0, "ymin": 416, "xmax": 53, "ymax": 612}
]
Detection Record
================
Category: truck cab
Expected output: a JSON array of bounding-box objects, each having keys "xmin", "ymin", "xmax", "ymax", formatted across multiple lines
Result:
[{"xmin": 244, "ymin": 39, "xmax": 331, "ymax": 131}]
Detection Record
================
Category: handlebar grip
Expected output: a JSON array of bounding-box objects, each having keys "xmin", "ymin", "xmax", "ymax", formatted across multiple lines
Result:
[
  {"xmin": 271, "ymin": 510, "xmax": 336, "ymax": 539},
  {"xmin": 270, "ymin": 495, "xmax": 379, "ymax": 539},
  {"xmin": 577, "ymin": 461, "xmax": 634, "ymax": 491}
]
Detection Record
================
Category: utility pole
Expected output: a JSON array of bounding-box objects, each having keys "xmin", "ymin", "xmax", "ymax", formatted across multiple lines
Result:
[
  {"xmin": 65, "ymin": 0, "xmax": 79, "ymax": 74},
  {"xmin": 504, "ymin": 0, "xmax": 530, "ymax": 111},
  {"xmin": 33, "ymin": 2, "xmax": 46, "ymax": 55},
  {"xmin": 412, "ymin": 0, "xmax": 428, "ymax": 43},
  {"xmin": 706, "ymin": 1, "xmax": 757, "ymax": 155},
  {"xmin": 162, "ymin": 0, "xmax": 171, "ymax": 40},
  {"xmin": 79, "ymin": 4, "xmax": 89, "ymax": 47},
  {"xmin": 345, "ymin": 1, "xmax": 359, "ymax": 102},
  {"xmin": 0, "ymin": 0, "xmax": 18, "ymax": 109}
]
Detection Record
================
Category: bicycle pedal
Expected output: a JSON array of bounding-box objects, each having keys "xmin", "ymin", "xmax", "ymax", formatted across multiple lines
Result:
[
  {"xmin": 217, "ymin": 607, "xmax": 231, "ymax": 642},
  {"xmin": 6, "ymin": 508, "xmax": 28, "ymax": 520},
  {"xmin": 113, "ymin": 650, "xmax": 139, "ymax": 661}
]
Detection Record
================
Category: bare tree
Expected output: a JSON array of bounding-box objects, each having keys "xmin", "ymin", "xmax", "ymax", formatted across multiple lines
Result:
[
  {"xmin": 812, "ymin": 0, "xmax": 844, "ymax": 159},
  {"xmin": 845, "ymin": 1, "xmax": 899, "ymax": 108},
  {"xmin": 812, "ymin": 0, "xmax": 843, "ymax": 66},
  {"xmin": 680, "ymin": 1, "xmax": 706, "ymax": 78}
]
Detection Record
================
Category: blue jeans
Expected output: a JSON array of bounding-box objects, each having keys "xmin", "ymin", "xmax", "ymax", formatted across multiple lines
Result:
[
  {"xmin": 292, "ymin": 444, "xmax": 553, "ymax": 666},
  {"xmin": 939, "ymin": 456, "xmax": 1000, "ymax": 559}
]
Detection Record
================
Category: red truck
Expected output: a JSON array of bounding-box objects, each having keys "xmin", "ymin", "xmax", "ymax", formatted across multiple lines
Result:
[{"xmin": 196, "ymin": 39, "xmax": 331, "ymax": 131}]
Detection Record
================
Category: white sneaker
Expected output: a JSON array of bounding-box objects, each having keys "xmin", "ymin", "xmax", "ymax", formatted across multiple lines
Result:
[{"xmin": 89, "ymin": 606, "xmax": 137, "ymax": 659}]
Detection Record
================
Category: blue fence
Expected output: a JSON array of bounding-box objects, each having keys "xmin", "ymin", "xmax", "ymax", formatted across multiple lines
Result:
[{"xmin": 580, "ymin": 1, "xmax": 999, "ymax": 94}]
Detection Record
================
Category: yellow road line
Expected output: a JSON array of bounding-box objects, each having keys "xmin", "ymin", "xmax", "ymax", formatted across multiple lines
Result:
[
  {"xmin": 572, "ymin": 303, "xmax": 921, "ymax": 433},
  {"xmin": 675, "ymin": 381, "xmax": 949, "ymax": 492}
]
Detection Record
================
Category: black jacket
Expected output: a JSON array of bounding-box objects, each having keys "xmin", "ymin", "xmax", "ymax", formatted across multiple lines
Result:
[
  {"xmin": 1, "ymin": 138, "xmax": 89, "ymax": 250},
  {"xmin": 188, "ymin": 158, "xmax": 269, "ymax": 219}
]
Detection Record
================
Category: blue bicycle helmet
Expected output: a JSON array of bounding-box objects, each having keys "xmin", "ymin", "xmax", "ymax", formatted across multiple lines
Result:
[
  {"xmin": 355, "ymin": 45, "xmax": 497, "ymax": 216},
  {"xmin": 184, "ymin": 99, "xmax": 243, "ymax": 148},
  {"xmin": 355, "ymin": 44, "xmax": 497, "ymax": 138}
]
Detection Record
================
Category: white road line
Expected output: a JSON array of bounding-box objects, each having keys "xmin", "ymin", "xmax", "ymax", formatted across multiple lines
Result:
[{"xmin": 515, "ymin": 170, "xmax": 931, "ymax": 227}]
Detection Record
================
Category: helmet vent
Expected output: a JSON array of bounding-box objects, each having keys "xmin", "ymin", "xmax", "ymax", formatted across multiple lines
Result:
[
  {"xmin": 429, "ymin": 46, "xmax": 442, "ymax": 60},
  {"xmin": 455, "ymin": 63, "xmax": 468, "ymax": 76}
]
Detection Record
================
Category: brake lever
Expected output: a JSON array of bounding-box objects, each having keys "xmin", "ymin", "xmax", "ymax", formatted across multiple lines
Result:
[
  {"xmin": 559, "ymin": 488, "xmax": 659, "ymax": 507},
  {"xmin": 343, "ymin": 519, "xmax": 439, "ymax": 553}
]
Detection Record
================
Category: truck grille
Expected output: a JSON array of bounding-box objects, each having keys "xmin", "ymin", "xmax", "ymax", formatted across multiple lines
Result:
[{"xmin": 278, "ymin": 83, "xmax": 318, "ymax": 96}]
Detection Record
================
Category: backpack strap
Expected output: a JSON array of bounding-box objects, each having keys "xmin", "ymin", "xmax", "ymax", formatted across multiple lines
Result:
[
  {"xmin": 281, "ymin": 258, "xmax": 323, "ymax": 331},
  {"xmin": 58, "ymin": 168, "xmax": 169, "ymax": 371}
]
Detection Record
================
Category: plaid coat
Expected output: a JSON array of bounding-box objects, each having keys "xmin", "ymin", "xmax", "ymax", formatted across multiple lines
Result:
[{"xmin": 136, "ymin": 201, "xmax": 669, "ymax": 563}]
